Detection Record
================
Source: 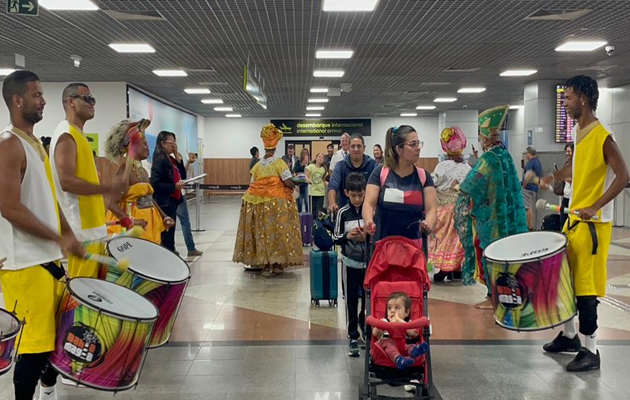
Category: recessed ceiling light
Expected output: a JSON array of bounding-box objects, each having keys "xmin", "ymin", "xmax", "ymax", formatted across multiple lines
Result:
[
  {"xmin": 323, "ymin": 0, "xmax": 379, "ymax": 12},
  {"xmin": 457, "ymin": 87, "xmax": 486, "ymax": 93},
  {"xmin": 39, "ymin": 0, "xmax": 99, "ymax": 11},
  {"xmin": 310, "ymin": 87, "xmax": 329, "ymax": 93},
  {"xmin": 308, "ymin": 98, "xmax": 329, "ymax": 103},
  {"xmin": 306, "ymin": 113, "xmax": 322, "ymax": 117},
  {"xmin": 316, "ymin": 50, "xmax": 354, "ymax": 59},
  {"xmin": 434, "ymin": 98, "xmax": 457, "ymax": 103},
  {"xmin": 0, "ymin": 68, "xmax": 16, "ymax": 76},
  {"xmin": 307, "ymin": 106, "xmax": 325, "ymax": 110},
  {"xmin": 509, "ymin": 105, "xmax": 525, "ymax": 110},
  {"xmin": 214, "ymin": 107, "xmax": 233, "ymax": 112},
  {"xmin": 314, "ymin": 70, "xmax": 345, "ymax": 78},
  {"xmin": 500, "ymin": 69, "xmax": 537, "ymax": 77},
  {"xmin": 153, "ymin": 69, "xmax": 187, "ymax": 77},
  {"xmin": 416, "ymin": 105, "xmax": 436, "ymax": 110},
  {"xmin": 401, "ymin": 113, "xmax": 418, "ymax": 117},
  {"xmin": 185, "ymin": 88, "xmax": 211, "ymax": 94},
  {"xmin": 226, "ymin": 114, "xmax": 241, "ymax": 118},
  {"xmin": 201, "ymin": 99, "xmax": 223, "ymax": 104},
  {"xmin": 108, "ymin": 43, "xmax": 155, "ymax": 53},
  {"xmin": 40, "ymin": 0, "xmax": 99, "ymax": 10},
  {"xmin": 555, "ymin": 41, "xmax": 607, "ymax": 52}
]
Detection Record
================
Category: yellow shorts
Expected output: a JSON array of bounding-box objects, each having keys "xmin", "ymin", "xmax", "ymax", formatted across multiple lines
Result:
[
  {"xmin": 564, "ymin": 219, "xmax": 612, "ymax": 297},
  {"xmin": 0, "ymin": 265, "xmax": 64, "ymax": 354},
  {"xmin": 67, "ymin": 242, "xmax": 106, "ymax": 279}
]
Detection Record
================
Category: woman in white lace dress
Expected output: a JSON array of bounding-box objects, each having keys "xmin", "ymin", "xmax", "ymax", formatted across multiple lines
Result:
[{"xmin": 429, "ymin": 127, "xmax": 471, "ymax": 281}]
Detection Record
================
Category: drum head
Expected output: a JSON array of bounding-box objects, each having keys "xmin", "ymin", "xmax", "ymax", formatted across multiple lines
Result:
[
  {"xmin": 484, "ymin": 231, "xmax": 567, "ymax": 263},
  {"xmin": 68, "ymin": 278, "xmax": 158, "ymax": 321},
  {"xmin": 107, "ymin": 237, "xmax": 190, "ymax": 283},
  {"xmin": 0, "ymin": 309, "xmax": 20, "ymax": 340}
]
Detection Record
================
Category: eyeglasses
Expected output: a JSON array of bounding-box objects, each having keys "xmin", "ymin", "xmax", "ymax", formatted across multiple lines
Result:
[
  {"xmin": 404, "ymin": 140, "xmax": 424, "ymax": 149},
  {"xmin": 163, "ymin": 140, "xmax": 175, "ymax": 145},
  {"xmin": 71, "ymin": 94, "xmax": 96, "ymax": 105}
]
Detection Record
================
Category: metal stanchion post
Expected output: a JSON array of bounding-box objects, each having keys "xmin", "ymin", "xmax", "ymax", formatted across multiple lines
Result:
[{"xmin": 192, "ymin": 181, "xmax": 205, "ymax": 232}]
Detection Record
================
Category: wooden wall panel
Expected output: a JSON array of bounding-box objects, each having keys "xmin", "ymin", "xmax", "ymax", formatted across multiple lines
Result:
[
  {"xmin": 416, "ymin": 158, "xmax": 439, "ymax": 173},
  {"xmin": 204, "ymin": 158, "xmax": 251, "ymax": 185}
]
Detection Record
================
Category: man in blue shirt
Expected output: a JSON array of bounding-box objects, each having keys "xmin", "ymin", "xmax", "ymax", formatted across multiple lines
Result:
[{"xmin": 522, "ymin": 146, "xmax": 543, "ymax": 230}]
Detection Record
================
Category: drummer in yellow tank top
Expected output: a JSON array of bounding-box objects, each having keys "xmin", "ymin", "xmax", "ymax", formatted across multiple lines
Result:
[
  {"xmin": 50, "ymin": 83, "xmax": 129, "ymax": 278},
  {"xmin": 539, "ymin": 76, "xmax": 629, "ymax": 373}
]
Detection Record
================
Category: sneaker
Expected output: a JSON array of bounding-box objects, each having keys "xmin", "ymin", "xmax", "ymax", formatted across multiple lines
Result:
[
  {"xmin": 566, "ymin": 348, "xmax": 600, "ymax": 372},
  {"xmin": 348, "ymin": 339, "xmax": 360, "ymax": 358},
  {"xmin": 394, "ymin": 355, "xmax": 414, "ymax": 370},
  {"xmin": 410, "ymin": 342, "xmax": 429, "ymax": 358},
  {"xmin": 187, "ymin": 249, "xmax": 203, "ymax": 257},
  {"xmin": 543, "ymin": 331, "xmax": 582, "ymax": 353},
  {"xmin": 404, "ymin": 380, "xmax": 420, "ymax": 393},
  {"xmin": 272, "ymin": 266, "xmax": 284, "ymax": 275}
]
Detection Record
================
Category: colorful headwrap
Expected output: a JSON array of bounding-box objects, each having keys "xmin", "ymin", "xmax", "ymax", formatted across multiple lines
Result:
[
  {"xmin": 261, "ymin": 123, "xmax": 283, "ymax": 150},
  {"xmin": 440, "ymin": 126, "xmax": 467, "ymax": 155},
  {"xmin": 478, "ymin": 105, "xmax": 509, "ymax": 137},
  {"xmin": 105, "ymin": 118, "xmax": 151, "ymax": 160}
]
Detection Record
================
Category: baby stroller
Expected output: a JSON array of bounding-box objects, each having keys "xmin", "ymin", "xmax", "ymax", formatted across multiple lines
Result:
[{"xmin": 359, "ymin": 235, "xmax": 433, "ymax": 400}]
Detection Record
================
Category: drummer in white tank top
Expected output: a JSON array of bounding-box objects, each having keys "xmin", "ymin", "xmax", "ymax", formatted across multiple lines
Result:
[{"xmin": 0, "ymin": 71, "xmax": 85, "ymax": 400}]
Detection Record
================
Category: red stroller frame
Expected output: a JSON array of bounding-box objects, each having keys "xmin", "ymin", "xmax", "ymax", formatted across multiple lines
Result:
[{"xmin": 359, "ymin": 234, "xmax": 433, "ymax": 400}]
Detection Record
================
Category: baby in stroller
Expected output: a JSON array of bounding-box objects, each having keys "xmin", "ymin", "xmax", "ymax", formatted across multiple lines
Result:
[{"xmin": 372, "ymin": 292, "xmax": 429, "ymax": 370}]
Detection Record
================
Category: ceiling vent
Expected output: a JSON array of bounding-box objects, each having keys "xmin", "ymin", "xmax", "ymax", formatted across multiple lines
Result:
[
  {"xmin": 575, "ymin": 65, "xmax": 617, "ymax": 72},
  {"xmin": 104, "ymin": 10, "xmax": 166, "ymax": 21},
  {"xmin": 198, "ymin": 81, "xmax": 229, "ymax": 86},
  {"xmin": 186, "ymin": 68, "xmax": 216, "ymax": 73},
  {"xmin": 421, "ymin": 82, "xmax": 450, "ymax": 86},
  {"xmin": 525, "ymin": 9, "xmax": 591, "ymax": 21},
  {"xmin": 404, "ymin": 90, "xmax": 431, "ymax": 95},
  {"xmin": 444, "ymin": 67, "xmax": 481, "ymax": 73}
]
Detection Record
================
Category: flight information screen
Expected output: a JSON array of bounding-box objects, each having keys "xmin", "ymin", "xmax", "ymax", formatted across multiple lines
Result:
[{"xmin": 556, "ymin": 85, "xmax": 575, "ymax": 143}]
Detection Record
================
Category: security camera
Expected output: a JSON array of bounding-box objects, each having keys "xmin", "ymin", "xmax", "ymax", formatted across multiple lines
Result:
[
  {"xmin": 605, "ymin": 46, "xmax": 615, "ymax": 56},
  {"xmin": 462, "ymin": 105, "xmax": 468, "ymax": 110}
]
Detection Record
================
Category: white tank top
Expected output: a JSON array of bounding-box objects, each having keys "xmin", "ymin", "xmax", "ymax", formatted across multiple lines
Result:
[{"xmin": 0, "ymin": 128, "xmax": 63, "ymax": 270}]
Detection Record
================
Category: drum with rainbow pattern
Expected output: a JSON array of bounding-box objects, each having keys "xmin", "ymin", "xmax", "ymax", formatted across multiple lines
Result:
[
  {"xmin": 50, "ymin": 278, "xmax": 157, "ymax": 391},
  {"xmin": 103, "ymin": 237, "xmax": 190, "ymax": 348},
  {"xmin": 0, "ymin": 308, "xmax": 20, "ymax": 376},
  {"xmin": 484, "ymin": 231, "xmax": 577, "ymax": 331}
]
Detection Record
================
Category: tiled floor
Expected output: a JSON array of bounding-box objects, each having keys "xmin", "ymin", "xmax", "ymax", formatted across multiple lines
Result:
[{"xmin": 1, "ymin": 196, "xmax": 629, "ymax": 399}]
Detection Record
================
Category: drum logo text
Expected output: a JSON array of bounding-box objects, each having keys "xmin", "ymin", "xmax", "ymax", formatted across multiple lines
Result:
[
  {"xmin": 87, "ymin": 291, "xmax": 113, "ymax": 305},
  {"xmin": 117, "ymin": 241, "xmax": 133, "ymax": 253},
  {"xmin": 495, "ymin": 274, "xmax": 528, "ymax": 310},
  {"xmin": 64, "ymin": 325, "xmax": 103, "ymax": 364},
  {"xmin": 520, "ymin": 248, "xmax": 548, "ymax": 258}
]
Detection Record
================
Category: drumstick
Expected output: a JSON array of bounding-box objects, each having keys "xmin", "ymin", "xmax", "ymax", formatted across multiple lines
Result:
[
  {"xmin": 85, "ymin": 252, "xmax": 130, "ymax": 271},
  {"xmin": 83, "ymin": 226, "xmax": 144, "ymax": 245},
  {"xmin": 535, "ymin": 199, "xmax": 599, "ymax": 220}
]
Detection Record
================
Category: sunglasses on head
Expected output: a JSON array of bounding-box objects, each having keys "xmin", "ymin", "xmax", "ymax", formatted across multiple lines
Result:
[{"xmin": 71, "ymin": 94, "xmax": 96, "ymax": 105}]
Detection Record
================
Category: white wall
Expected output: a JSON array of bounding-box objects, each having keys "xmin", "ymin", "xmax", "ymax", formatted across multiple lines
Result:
[
  {"xmin": 204, "ymin": 117, "xmax": 441, "ymax": 159},
  {"xmin": 0, "ymin": 82, "xmax": 127, "ymax": 156},
  {"xmin": 507, "ymin": 108, "xmax": 525, "ymax": 178}
]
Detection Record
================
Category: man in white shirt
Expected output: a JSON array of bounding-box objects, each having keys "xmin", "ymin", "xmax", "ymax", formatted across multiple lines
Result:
[
  {"xmin": 329, "ymin": 133, "xmax": 351, "ymax": 174},
  {"xmin": 0, "ymin": 70, "xmax": 84, "ymax": 400}
]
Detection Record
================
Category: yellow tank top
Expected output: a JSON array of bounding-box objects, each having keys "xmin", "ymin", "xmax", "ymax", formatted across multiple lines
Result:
[
  {"xmin": 570, "ymin": 121, "xmax": 614, "ymax": 223},
  {"xmin": 50, "ymin": 121, "xmax": 106, "ymax": 241}
]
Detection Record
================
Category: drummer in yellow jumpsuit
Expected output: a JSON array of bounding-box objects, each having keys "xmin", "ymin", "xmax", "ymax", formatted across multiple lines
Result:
[
  {"xmin": 538, "ymin": 75, "xmax": 629, "ymax": 372},
  {"xmin": 0, "ymin": 70, "xmax": 85, "ymax": 400}
]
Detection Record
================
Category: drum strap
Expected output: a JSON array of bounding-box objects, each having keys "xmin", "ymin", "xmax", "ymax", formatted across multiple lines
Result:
[
  {"xmin": 568, "ymin": 220, "xmax": 598, "ymax": 255},
  {"xmin": 41, "ymin": 261, "xmax": 66, "ymax": 281}
]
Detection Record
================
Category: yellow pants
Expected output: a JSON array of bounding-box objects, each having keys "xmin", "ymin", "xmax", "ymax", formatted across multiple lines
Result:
[
  {"xmin": 67, "ymin": 242, "xmax": 106, "ymax": 279},
  {"xmin": 0, "ymin": 265, "xmax": 64, "ymax": 354},
  {"xmin": 564, "ymin": 219, "xmax": 612, "ymax": 297}
]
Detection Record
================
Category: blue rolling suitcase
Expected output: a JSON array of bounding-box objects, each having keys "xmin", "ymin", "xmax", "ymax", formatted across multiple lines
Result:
[{"xmin": 309, "ymin": 249, "xmax": 338, "ymax": 307}]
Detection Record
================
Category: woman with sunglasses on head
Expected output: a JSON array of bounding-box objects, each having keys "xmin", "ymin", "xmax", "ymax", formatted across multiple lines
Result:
[
  {"xmin": 429, "ymin": 127, "xmax": 471, "ymax": 282},
  {"xmin": 453, "ymin": 106, "xmax": 527, "ymax": 309},
  {"xmin": 363, "ymin": 125, "xmax": 437, "ymax": 247},
  {"xmin": 151, "ymin": 131, "xmax": 186, "ymax": 254}
]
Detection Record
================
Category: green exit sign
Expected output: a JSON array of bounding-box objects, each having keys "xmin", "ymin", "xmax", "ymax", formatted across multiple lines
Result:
[{"xmin": 7, "ymin": 0, "xmax": 39, "ymax": 16}]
